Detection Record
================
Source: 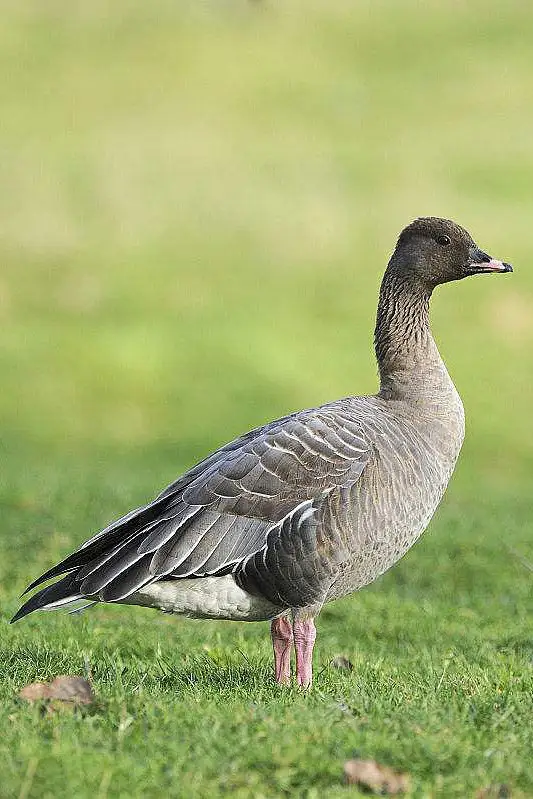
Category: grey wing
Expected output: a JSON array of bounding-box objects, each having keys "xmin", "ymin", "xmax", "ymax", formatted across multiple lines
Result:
[{"xmin": 22, "ymin": 406, "xmax": 371, "ymax": 608}]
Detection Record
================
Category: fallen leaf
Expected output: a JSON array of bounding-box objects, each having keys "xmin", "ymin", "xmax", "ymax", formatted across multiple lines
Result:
[
  {"xmin": 19, "ymin": 682, "xmax": 51, "ymax": 701},
  {"xmin": 47, "ymin": 676, "xmax": 94, "ymax": 704},
  {"xmin": 344, "ymin": 759, "xmax": 409, "ymax": 794},
  {"xmin": 18, "ymin": 676, "xmax": 94, "ymax": 706},
  {"xmin": 476, "ymin": 785, "xmax": 511, "ymax": 799},
  {"xmin": 331, "ymin": 656, "xmax": 353, "ymax": 671}
]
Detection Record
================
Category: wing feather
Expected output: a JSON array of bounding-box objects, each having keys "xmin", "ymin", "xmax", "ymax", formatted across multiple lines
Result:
[{"xmin": 15, "ymin": 401, "xmax": 373, "ymax": 616}]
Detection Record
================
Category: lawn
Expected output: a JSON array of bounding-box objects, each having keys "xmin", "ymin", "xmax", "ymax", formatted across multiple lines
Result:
[{"xmin": 1, "ymin": 2, "xmax": 533, "ymax": 796}]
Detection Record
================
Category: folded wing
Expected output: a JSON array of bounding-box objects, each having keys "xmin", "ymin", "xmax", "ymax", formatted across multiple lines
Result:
[{"xmin": 13, "ymin": 404, "xmax": 371, "ymax": 620}]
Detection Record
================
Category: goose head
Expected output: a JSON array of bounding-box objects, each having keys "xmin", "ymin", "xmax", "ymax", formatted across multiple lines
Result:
[{"xmin": 390, "ymin": 217, "xmax": 512, "ymax": 289}]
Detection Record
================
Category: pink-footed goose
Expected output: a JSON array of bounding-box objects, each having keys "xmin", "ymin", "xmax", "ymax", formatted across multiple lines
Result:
[{"xmin": 12, "ymin": 218, "xmax": 512, "ymax": 687}]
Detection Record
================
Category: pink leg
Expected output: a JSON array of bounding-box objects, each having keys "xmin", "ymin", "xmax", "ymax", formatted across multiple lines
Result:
[
  {"xmin": 271, "ymin": 616, "xmax": 293, "ymax": 685},
  {"xmin": 293, "ymin": 618, "xmax": 316, "ymax": 688}
]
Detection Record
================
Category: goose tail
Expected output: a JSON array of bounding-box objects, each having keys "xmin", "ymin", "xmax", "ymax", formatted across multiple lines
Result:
[{"xmin": 11, "ymin": 574, "xmax": 83, "ymax": 623}]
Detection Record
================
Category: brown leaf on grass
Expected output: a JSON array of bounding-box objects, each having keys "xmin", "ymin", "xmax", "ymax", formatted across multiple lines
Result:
[
  {"xmin": 344, "ymin": 759, "xmax": 409, "ymax": 794},
  {"xmin": 476, "ymin": 785, "xmax": 511, "ymax": 799},
  {"xmin": 18, "ymin": 676, "xmax": 94, "ymax": 706},
  {"xmin": 331, "ymin": 656, "xmax": 353, "ymax": 671},
  {"xmin": 19, "ymin": 682, "xmax": 51, "ymax": 701},
  {"xmin": 48, "ymin": 676, "xmax": 93, "ymax": 703}
]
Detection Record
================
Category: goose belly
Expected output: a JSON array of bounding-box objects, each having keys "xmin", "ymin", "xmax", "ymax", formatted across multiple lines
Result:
[
  {"xmin": 327, "ymin": 485, "xmax": 445, "ymax": 601},
  {"xmin": 127, "ymin": 575, "xmax": 282, "ymax": 621},
  {"xmin": 327, "ymin": 435, "xmax": 462, "ymax": 601}
]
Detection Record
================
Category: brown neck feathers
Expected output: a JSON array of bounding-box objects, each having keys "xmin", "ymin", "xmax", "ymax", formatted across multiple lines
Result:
[{"xmin": 374, "ymin": 267, "xmax": 436, "ymax": 398}]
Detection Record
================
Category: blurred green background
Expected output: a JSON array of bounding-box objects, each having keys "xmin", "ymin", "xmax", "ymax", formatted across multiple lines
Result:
[
  {"xmin": 1, "ymin": 2, "xmax": 533, "ymax": 796},
  {"xmin": 2, "ymin": 0, "xmax": 532, "ymax": 483}
]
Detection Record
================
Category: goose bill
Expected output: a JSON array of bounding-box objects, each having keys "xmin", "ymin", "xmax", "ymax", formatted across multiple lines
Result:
[{"xmin": 471, "ymin": 259, "xmax": 513, "ymax": 274}]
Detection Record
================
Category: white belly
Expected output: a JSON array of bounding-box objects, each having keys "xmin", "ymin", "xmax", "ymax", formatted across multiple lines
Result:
[{"xmin": 126, "ymin": 575, "xmax": 282, "ymax": 622}]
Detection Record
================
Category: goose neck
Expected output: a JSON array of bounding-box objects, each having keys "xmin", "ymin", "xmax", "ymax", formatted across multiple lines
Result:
[{"xmin": 374, "ymin": 268, "xmax": 442, "ymax": 400}]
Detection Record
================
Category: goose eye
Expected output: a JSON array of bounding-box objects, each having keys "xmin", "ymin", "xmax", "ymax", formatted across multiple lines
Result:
[{"xmin": 436, "ymin": 234, "xmax": 451, "ymax": 246}]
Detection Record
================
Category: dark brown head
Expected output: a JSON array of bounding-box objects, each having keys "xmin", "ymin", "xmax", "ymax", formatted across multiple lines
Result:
[{"xmin": 390, "ymin": 217, "xmax": 512, "ymax": 288}]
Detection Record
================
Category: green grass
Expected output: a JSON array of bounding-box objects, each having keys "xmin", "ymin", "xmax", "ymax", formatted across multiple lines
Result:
[{"xmin": 1, "ymin": 1, "xmax": 533, "ymax": 796}]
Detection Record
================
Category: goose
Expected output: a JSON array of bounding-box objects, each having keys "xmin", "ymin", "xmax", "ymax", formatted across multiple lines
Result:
[{"xmin": 12, "ymin": 217, "xmax": 512, "ymax": 687}]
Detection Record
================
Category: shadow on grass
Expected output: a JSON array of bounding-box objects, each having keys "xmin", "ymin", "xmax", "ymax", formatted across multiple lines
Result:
[
  {"xmin": 3, "ymin": 642, "xmax": 358, "ymax": 705},
  {"xmin": 3, "ymin": 644, "xmax": 286, "ymax": 700}
]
